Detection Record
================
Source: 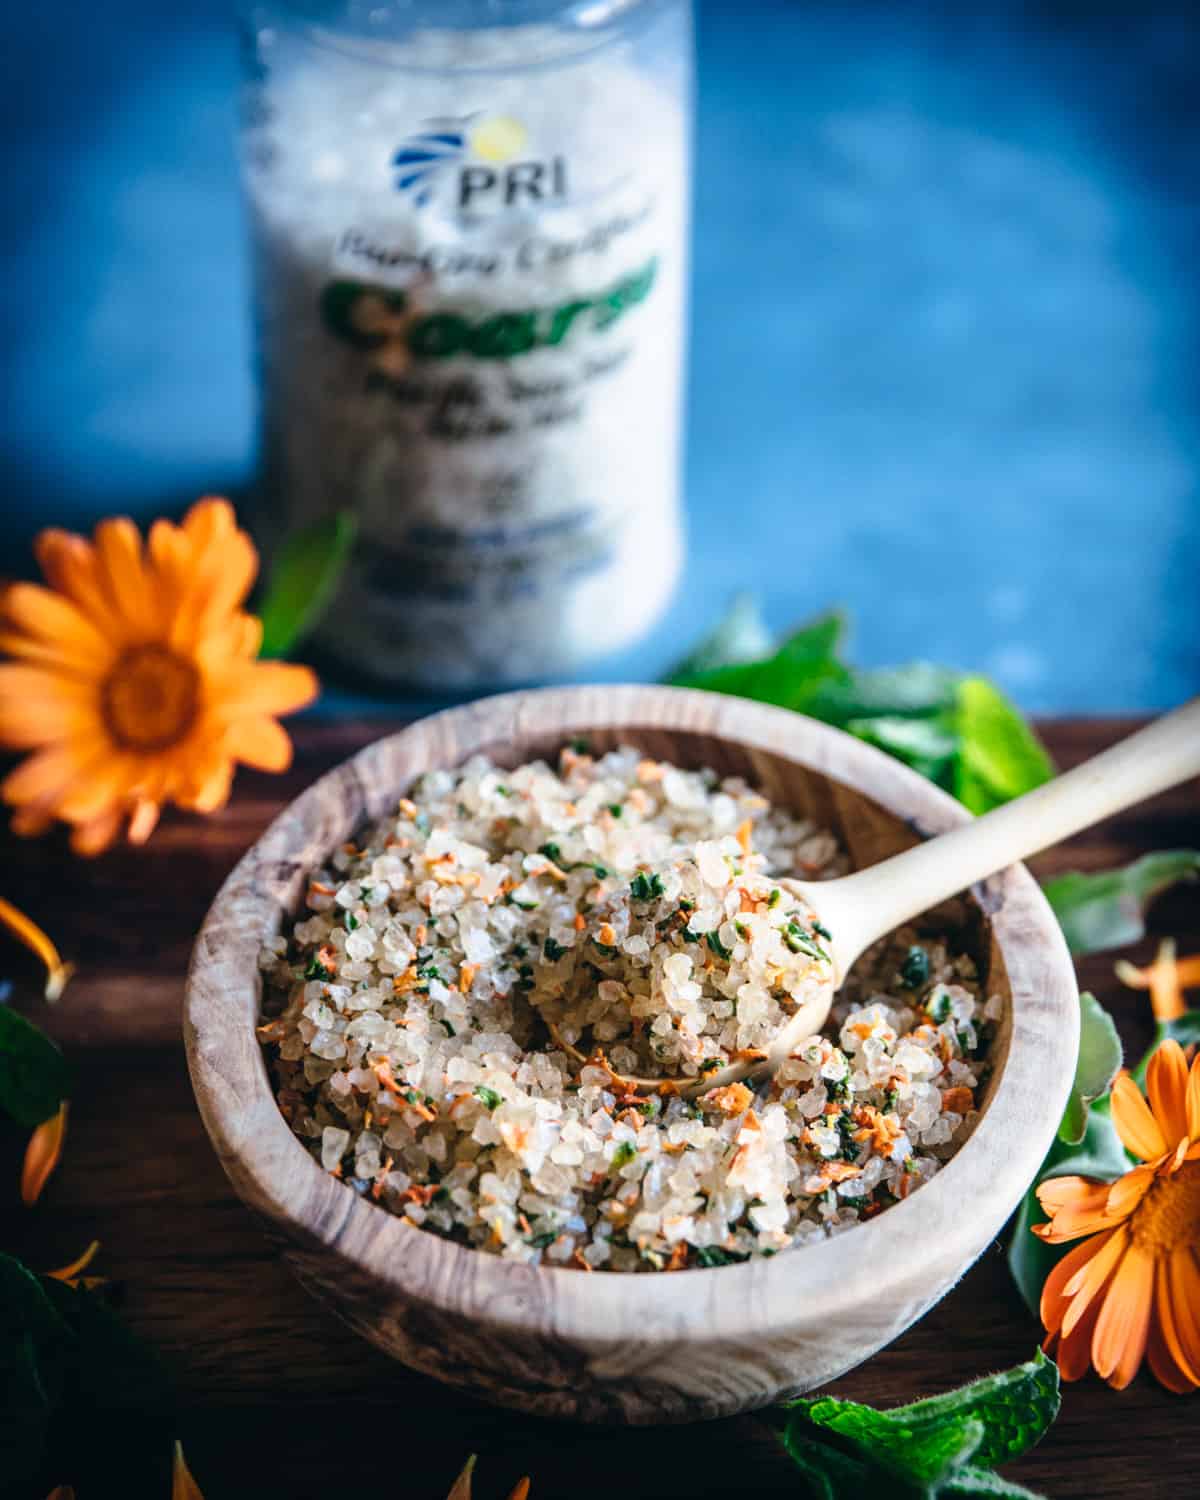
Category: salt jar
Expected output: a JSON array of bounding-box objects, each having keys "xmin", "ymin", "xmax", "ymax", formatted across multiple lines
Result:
[{"xmin": 240, "ymin": 0, "xmax": 692, "ymax": 688}]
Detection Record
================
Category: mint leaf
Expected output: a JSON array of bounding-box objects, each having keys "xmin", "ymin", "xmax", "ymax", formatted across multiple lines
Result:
[
  {"xmin": 885, "ymin": 1350, "xmax": 1060, "ymax": 1470},
  {"xmin": 663, "ymin": 593, "xmax": 773, "ymax": 679},
  {"xmin": 257, "ymin": 510, "xmax": 357, "ymax": 658},
  {"xmin": 953, "ymin": 678, "xmax": 1054, "ymax": 814},
  {"xmin": 847, "ymin": 713, "xmax": 959, "ymax": 788},
  {"xmin": 807, "ymin": 661, "xmax": 961, "ymax": 724},
  {"xmin": 942, "ymin": 1470, "xmax": 1049, "ymax": 1499},
  {"xmin": 778, "ymin": 1429, "xmax": 874, "ymax": 1499},
  {"xmin": 1043, "ymin": 851, "xmax": 1200, "ymax": 956},
  {"xmin": 669, "ymin": 611, "xmax": 852, "ymax": 712},
  {"xmin": 1058, "ymin": 992, "xmax": 1122, "ymax": 1145},
  {"xmin": 0, "ymin": 1007, "xmax": 71, "ymax": 1129},
  {"xmin": 1008, "ymin": 1105, "xmax": 1132, "ymax": 1314}
]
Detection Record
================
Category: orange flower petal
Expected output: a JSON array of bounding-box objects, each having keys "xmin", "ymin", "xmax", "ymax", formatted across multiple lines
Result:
[
  {"xmin": 1111, "ymin": 1072, "xmax": 1168, "ymax": 1162},
  {"xmin": 93, "ymin": 517, "xmax": 156, "ymax": 635},
  {"xmin": 34, "ymin": 527, "xmax": 113, "ymax": 624},
  {"xmin": 1054, "ymin": 1285, "xmax": 1106, "ymax": 1382},
  {"xmin": 1040, "ymin": 1232, "xmax": 1109, "ymax": 1336},
  {"xmin": 1186, "ymin": 1053, "xmax": 1200, "ymax": 1143},
  {"xmin": 22, "ymin": 1101, "xmax": 68, "ymax": 1206},
  {"xmin": 53, "ymin": 753, "xmax": 139, "ymax": 823},
  {"xmin": 225, "ymin": 714, "xmax": 293, "ymax": 772},
  {"xmin": 1, "ymin": 582, "xmax": 113, "ymax": 669},
  {"xmin": 10, "ymin": 805, "xmax": 55, "ymax": 838},
  {"xmin": 1091, "ymin": 1244, "xmax": 1154, "ymax": 1388},
  {"xmin": 0, "ymin": 896, "xmax": 74, "ymax": 1000},
  {"xmin": 1152, "ymin": 1254, "xmax": 1200, "ymax": 1392},
  {"xmin": 1105, "ymin": 1163, "xmax": 1156, "ymax": 1220},
  {"xmin": 506, "ymin": 1481, "xmax": 531, "ymax": 1500},
  {"xmin": 1, "ymin": 738, "xmax": 107, "ymax": 810},
  {"xmin": 1061, "ymin": 1225, "xmax": 1129, "ymax": 1336},
  {"xmin": 1036, "ymin": 1175, "xmax": 1111, "ymax": 1215},
  {"xmin": 172, "ymin": 1441, "xmax": 205, "ymax": 1500},
  {"xmin": 69, "ymin": 808, "xmax": 125, "ymax": 857},
  {"xmin": 1147, "ymin": 1039, "xmax": 1190, "ymax": 1149},
  {"xmin": 1165, "ymin": 1246, "xmax": 1200, "ymax": 1379},
  {"xmin": 0, "ymin": 665, "xmax": 100, "ymax": 748},
  {"xmin": 45, "ymin": 1486, "xmax": 76, "ymax": 1500},
  {"xmin": 126, "ymin": 797, "xmax": 161, "ymax": 845},
  {"xmin": 214, "ymin": 660, "xmax": 319, "ymax": 719}
]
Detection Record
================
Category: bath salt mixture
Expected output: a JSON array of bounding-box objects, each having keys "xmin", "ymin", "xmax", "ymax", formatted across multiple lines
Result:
[
  {"xmin": 242, "ymin": 18, "xmax": 689, "ymax": 685},
  {"xmin": 259, "ymin": 745, "xmax": 1001, "ymax": 1271}
]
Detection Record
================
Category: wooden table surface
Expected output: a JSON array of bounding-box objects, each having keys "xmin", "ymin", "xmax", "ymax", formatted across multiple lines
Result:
[{"xmin": 6, "ymin": 718, "xmax": 1198, "ymax": 1500}]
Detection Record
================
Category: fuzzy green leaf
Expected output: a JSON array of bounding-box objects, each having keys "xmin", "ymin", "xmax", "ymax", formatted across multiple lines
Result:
[
  {"xmin": 1058, "ymin": 992, "xmax": 1122, "ymax": 1145},
  {"xmin": 783, "ymin": 1353, "xmax": 1058, "ymax": 1495},
  {"xmin": 1043, "ymin": 851, "xmax": 1200, "ymax": 956},
  {"xmin": 257, "ymin": 511, "xmax": 357, "ymax": 658},
  {"xmin": 0, "ymin": 1006, "xmax": 71, "ymax": 1129}
]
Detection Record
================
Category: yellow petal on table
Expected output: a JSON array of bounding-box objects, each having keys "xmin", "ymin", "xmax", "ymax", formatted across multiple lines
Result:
[
  {"xmin": 45, "ymin": 1239, "xmax": 102, "ymax": 1284},
  {"xmin": 173, "ymin": 1441, "xmax": 205, "ymax": 1500},
  {"xmin": 0, "ymin": 896, "xmax": 75, "ymax": 999},
  {"xmin": 446, "ymin": 1455, "xmax": 476, "ymax": 1500},
  {"xmin": 22, "ymin": 1101, "xmax": 69, "ymax": 1206}
]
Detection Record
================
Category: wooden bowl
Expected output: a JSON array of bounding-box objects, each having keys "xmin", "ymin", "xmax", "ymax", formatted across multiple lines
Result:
[{"xmin": 184, "ymin": 685, "xmax": 1077, "ymax": 1424}]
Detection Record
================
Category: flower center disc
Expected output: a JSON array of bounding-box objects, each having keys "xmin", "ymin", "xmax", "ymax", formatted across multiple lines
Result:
[
  {"xmin": 101, "ymin": 645, "xmax": 200, "ymax": 752},
  {"xmin": 1132, "ymin": 1160, "xmax": 1200, "ymax": 1253}
]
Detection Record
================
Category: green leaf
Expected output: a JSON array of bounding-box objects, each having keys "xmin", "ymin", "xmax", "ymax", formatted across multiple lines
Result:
[
  {"xmin": 778, "ymin": 1429, "xmax": 875, "ymax": 1499},
  {"xmin": 1008, "ymin": 1105, "xmax": 1131, "ymax": 1315},
  {"xmin": 1043, "ymin": 851, "xmax": 1200, "ymax": 956},
  {"xmin": 0, "ymin": 1007, "xmax": 71, "ymax": 1129},
  {"xmin": 942, "ymin": 1469, "xmax": 1049, "ymax": 1499},
  {"xmin": 846, "ymin": 713, "xmax": 959, "ymax": 788},
  {"xmin": 663, "ymin": 593, "xmax": 773, "ymax": 679},
  {"xmin": 806, "ymin": 661, "xmax": 961, "ymax": 724},
  {"xmin": 953, "ymin": 678, "xmax": 1054, "ymax": 815},
  {"xmin": 668, "ymin": 611, "xmax": 851, "ymax": 712},
  {"xmin": 257, "ymin": 511, "xmax": 357, "ymax": 658},
  {"xmin": 1058, "ymin": 992, "xmax": 1122, "ymax": 1145},
  {"xmin": 884, "ymin": 1350, "xmax": 1060, "ymax": 1471},
  {"xmin": 784, "ymin": 1354, "xmax": 1059, "ymax": 1494}
]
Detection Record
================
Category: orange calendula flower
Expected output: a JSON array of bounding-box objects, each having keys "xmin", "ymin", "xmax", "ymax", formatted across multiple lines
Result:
[
  {"xmin": 22, "ymin": 1099, "xmax": 68, "ymax": 1206},
  {"xmin": 1035, "ymin": 1039, "xmax": 1200, "ymax": 1392},
  {"xmin": 0, "ymin": 498, "xmax": 317, "ymax": 855}
]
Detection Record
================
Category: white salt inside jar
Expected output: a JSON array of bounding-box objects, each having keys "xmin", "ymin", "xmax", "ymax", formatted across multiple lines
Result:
[{"xmin": 242, "ymin": 5, "xmax": 692, "ymax": 687}]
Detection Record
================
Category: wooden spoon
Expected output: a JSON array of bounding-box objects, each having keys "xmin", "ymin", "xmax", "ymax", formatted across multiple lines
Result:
[{"xmin": 615, "ymin": 697, "xmax": 1200, "ymax": 1096}]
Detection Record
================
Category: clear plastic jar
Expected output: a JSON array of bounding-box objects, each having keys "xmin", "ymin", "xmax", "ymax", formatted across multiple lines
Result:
[{"xmin": 240, "ymin": 0, "xmax": 692, "ymax": 688}]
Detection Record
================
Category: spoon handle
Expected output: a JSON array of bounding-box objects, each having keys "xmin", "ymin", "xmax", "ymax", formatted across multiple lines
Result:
[{"xmin": 817, "ymin": 697, "xmax": 1200, "ymax": 976}]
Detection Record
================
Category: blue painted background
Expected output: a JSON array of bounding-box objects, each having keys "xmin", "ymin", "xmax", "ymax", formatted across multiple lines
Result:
[{"xmin": 2, "ymin": 0, "xmax": 1198, "ymax": 712}]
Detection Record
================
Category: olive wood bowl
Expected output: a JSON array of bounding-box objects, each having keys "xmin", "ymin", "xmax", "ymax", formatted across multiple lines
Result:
[{"xmin": 184, "ymin": 685, "xmax": 1078, "ymax": 1424}]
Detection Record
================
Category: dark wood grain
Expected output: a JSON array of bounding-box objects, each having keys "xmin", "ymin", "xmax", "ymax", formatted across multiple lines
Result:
[{"xmin": 5, "ymin": 717, "xmax": 1199, "ymax": 1498}]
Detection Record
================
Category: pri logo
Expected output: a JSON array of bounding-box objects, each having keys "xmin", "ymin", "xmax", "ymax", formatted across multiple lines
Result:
[{"xmin": 391, "ymin": 114, "xmax": 567, "ymax": 213}]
